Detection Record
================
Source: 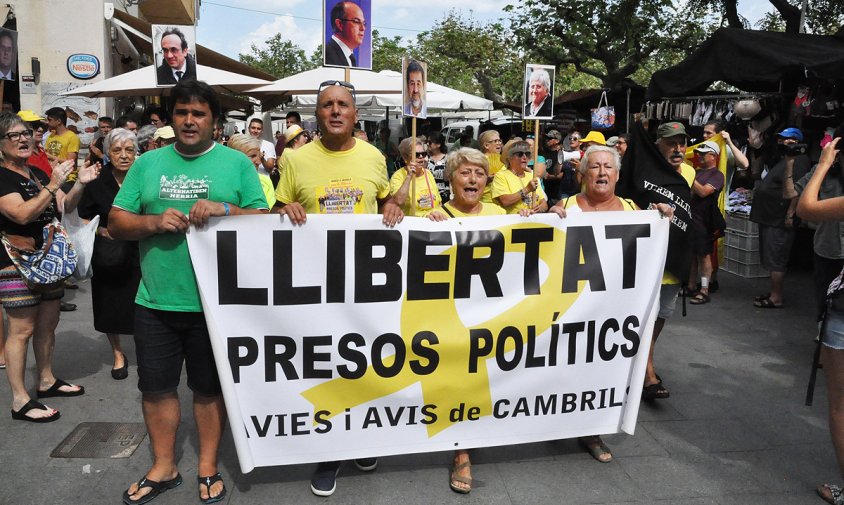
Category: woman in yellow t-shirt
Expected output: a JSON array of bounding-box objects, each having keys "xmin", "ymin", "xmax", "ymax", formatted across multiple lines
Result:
[
  {"xmin": 389, "ymin": 136, "xmax": 441, "ymax": 217},
  {"xmin": 491, "ymin": 139, "xmax": 549, "ymax": 214},
  {"xmin": 478, "ymin": 130, "xmax": 503, "ymax": 203}
]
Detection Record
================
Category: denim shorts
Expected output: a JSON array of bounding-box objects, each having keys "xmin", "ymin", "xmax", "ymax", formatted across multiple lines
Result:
[
  {"xmin": 823, "ymin": 298, "xmax": 844, "ymax": 351},
  {"xmin": 133, "ymin": 305, "xmax": 222, "ymax": 396}
]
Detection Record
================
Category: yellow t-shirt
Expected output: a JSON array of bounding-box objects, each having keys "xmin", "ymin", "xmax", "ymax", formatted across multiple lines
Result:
[
  {"xmin": 258, "ymin": 173, "xmax": 276, "ymax": 209},
  {"xmin": 561, "ymin": 194, "xmax": 638, "ymax": 211},
  {"xmin": 490, "ymin": 167, "xmax": 548, "ymax": 214},
  {"xmin": 662, "ymin": 162, "xmax": 696, "ymax": 285},
  {"xmin": 389, "ymin": 168, "xmax": 442, "ymax": 216},
  {"xmin": 45, "ymin": 130, "xmax": 80, "ymax": 161},
  {"xmin": 481, "ymin": 153, "xmax": 505, "ymax": 203},
  {"xmin": 441, "ymin": 201, "xmax": 506, "ymax": 217},
  {"xmin": 276, "ymin": 139, "xmax": 389, "ymax": 214}
]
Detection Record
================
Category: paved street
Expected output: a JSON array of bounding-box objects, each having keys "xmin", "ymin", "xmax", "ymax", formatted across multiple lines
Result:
[{"xmin": 0, "ymin": 266, "xmax": 836, "ymax": 505}]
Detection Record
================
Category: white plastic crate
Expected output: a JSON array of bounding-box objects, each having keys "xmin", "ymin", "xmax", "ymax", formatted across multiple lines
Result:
[
  {"xmin": 724, "ymin": 244, "xmax": 761, "ymax": 264},
  {"xmin": 722, "ymin": 257, "xmax": 768, "ymax": 278},
  {"xmin": 726, "ymin": 212, "xmax": 758, "ymax": 235},
  {"xmin": 725, "ymin": 230, "xmax": 759, "ymax": 251}
]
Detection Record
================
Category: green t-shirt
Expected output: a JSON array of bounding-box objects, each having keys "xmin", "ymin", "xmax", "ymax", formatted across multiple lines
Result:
[{"xmin": 112, "ymin": 144, "xmax": 268, "ymax": 312}]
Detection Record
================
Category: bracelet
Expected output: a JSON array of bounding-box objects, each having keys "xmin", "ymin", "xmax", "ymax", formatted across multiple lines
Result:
[
  {"xmin": 44, "ymin": 186, "xmax": 58, "ymax": 196},
  {"xmin": 223, "ymin": 202, "xmax": 231, "ymax": 216}
]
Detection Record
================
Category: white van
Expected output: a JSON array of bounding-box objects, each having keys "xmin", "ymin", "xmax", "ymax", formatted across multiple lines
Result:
[{"xmin": 441, "ymin": 118, "xmax": 526, "ymax": 150}]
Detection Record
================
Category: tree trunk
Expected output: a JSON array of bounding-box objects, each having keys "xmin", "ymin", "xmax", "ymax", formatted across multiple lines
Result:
[
  {"xmin": 723, "ymin": 0, "xmax": 744, "ymax": 28},
  {"xmin": 769, "ymin": 0, "xmax": 802, "ymax": 33}
]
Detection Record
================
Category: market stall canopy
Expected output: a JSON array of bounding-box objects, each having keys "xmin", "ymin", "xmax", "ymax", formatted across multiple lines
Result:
[
  {"xmin": 647, "ymin": 28, "xmax": 844, "ymax": 99},
  {"xmin": 60, "ymin": 65, "xmax": 271, "ymax": 98},
  {"xmin": 249, "ymin": 68, "xmax": 493, "ymax": 111}
]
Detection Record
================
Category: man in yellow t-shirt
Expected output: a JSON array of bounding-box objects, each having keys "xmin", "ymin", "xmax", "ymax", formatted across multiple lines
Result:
[
  {"xmin": 272, "ymin": 81, "xmax": 403, "ymax": 498},
  {"xmin": 44, "ymin": 107, "xmax": 80, "ymax": 165}
]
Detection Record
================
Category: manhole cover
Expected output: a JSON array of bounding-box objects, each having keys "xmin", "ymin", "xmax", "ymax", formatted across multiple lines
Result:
[{"xmin": 51, "ymin": 422, "xmax": 147, "ymax": 459}]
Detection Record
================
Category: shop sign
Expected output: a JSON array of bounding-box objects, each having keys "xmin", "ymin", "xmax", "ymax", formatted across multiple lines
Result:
[{"xmin": 67, "ymin": 54, "xmax": 100, "ymax": 80}]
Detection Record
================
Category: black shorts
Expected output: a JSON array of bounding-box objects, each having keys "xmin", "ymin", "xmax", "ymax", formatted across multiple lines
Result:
[
  {"xmin": 691, "ymin": 221, "xmax": 715, "ymax": 257},
  {"xmin": 133, "ymin": 305, "xmax": 222, "ymax": 396},
  {"xmin": 759, "ymin": 224, "xmax": 794, "ymax": 272}
]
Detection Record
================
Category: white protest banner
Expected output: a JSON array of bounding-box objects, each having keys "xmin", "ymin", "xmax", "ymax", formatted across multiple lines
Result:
[{"xmin": 186, "ymin": 212, "xmax": 669, "ymax": 472}]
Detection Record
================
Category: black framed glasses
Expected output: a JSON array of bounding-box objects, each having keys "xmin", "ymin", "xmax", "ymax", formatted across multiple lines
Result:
[
  {"xmin": 341, "ymin": 18, "xmax": 367, "ymax": 28},
  {"xmin": 511, "ymin": 151, "xmax": 531, "ymax": 158},
  {"xmin": 3, "ymin": 129, "xmax": 34, "ymax": 142},
  {"xmin": 318, "ymin": 80, "xmax": 356, "ymax": 100}
]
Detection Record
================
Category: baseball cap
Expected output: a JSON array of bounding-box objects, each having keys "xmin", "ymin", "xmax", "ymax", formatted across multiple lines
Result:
[
  {"xmin": 605, "ymin": 136, "xmax": 620, "ymax": 147},
  {"xmin": 694, "ymin": 140, "xmax": 720, "ymax": 155},
  {"xmin": 657, "ymin": 122, "xmax": 687, "ymax": 139},
  {"xmin": 17, "ymin": 110, "xmax": 45, "ymax": 122},
  {"xmin": 776, "ymin": 127, "xmax": 803, "ymax": 142},
  {"xmin": 545, "ymin": 129, "xmax": 562, "ymax": 141},
  {"xmin": 285, "ymin": 124, "xmax": 305, "ymax": 144},
  {"xmin": 153, "ymin": 126, "xmax": 175, "ymax": 141},
  {"xmin": 581, "ymin": 131, "xmax": 606, "ymax": 145}
]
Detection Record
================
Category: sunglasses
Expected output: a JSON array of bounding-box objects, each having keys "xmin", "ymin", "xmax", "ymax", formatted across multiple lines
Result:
[
  {"xmin": 318, "ymin": 80, "xmax": 357, "ymax": 99},
  {"xmin": 414, "ymin": 151, "xmax": 427, "ymax": 158},
  {"xmin": 511, "ymin": 151, "xmax": 531, "ymax": 158}
]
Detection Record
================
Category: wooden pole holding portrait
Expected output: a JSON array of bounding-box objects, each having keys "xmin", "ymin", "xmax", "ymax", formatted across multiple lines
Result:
[
  {"xmin": 402, "ymin": 56, "xmax": 428, "ymax": 218},
  {"xmin": 523, "ymin": 64, "xmax": 555, "ymax": 207}
]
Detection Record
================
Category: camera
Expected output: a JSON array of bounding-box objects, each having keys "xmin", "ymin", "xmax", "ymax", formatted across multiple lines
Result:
[{"xmin": 781, "ymin": 143, "xmax": 807, "ymax": 156}]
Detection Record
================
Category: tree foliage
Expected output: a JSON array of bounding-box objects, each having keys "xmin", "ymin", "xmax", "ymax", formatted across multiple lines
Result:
[
  {"xmin": 690, "ymin": 0, "xmax": 844, "ymax": 34},
  {"xmin": 238, "ymin": 33, "xmax": 316, "ymax": 79},
  {"xmin": 505, "ymin": 0, "xmax": 713, "ymax": 90}
]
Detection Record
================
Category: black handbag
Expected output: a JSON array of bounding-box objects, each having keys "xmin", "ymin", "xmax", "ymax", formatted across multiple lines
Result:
[{"xmin": 91, "ymin": 235, "xmax": 134, "ymax": 268}]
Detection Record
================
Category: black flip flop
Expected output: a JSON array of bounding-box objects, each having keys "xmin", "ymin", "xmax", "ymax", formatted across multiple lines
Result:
[
  {"xmin": 754, "ymin": 298, "xmax": 783, "ymax": 309},
  {"xmin": 36, "ymin": 378, "xmax": 85, "ymax": 398},
  {"xmin": 197, "ymin": 473, "xmax": 227, "ymax": 504},
  {"xmin": 122, "ymin": 474, "xmax": 183, "ymax": 505},
  {"xmin": 11, "ymin": 399, "xmax": 60, "ymax": 423}
]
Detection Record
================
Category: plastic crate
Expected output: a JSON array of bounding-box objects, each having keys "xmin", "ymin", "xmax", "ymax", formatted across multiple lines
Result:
[
  {"xmin": 724, "ymin": 244, "xmax": 761, "ymax": 264},
  {"xmin": 722, "ymin": 257, "xmax": 768, "ymax": 278},
  {"xmin": 725, "ymin": 230, "xmax": 759, "ymax": 250},
  {"xmin": 726, "ymin": 212, "xmax": 758, "ymax": 235}
]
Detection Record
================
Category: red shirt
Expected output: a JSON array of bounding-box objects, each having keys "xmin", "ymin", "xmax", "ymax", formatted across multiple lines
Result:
[{"xmin": 27, "ymin": 147, "xmax": 52, "ymax": 177}]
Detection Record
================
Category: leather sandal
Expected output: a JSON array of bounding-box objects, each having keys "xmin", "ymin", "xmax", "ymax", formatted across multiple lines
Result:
[
  {"xmin": 36, "ymin": 378, "xmax": 84, "ymax": 398},
  {"xmin": 449, "ymin": 461, "xmax": 472, "ymax": 493}
]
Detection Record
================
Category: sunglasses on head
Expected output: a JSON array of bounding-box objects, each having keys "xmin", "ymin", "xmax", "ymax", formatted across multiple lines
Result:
[{"xmin": 318, "ymin": 80, "xmax": 357, "ymax": 100}]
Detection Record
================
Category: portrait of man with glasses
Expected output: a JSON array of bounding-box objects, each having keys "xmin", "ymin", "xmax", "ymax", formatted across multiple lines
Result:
[
  {"xmin": 0, "ymin": 29, "xmax": 17, "ymax": 81},
  {"xmin": 153, "ymin": 25, "xmax": 197, "ymax": 86},
  {"xmin": 324, "ymin": 0, "xmax": 371, "ymax": 69}
]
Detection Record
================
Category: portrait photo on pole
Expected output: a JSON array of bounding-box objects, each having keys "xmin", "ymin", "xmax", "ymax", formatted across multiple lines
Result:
[
  {"xmin": 323, "ymin": 0, "xmax": 372, "ymax": 69},
  {"xmin": 523, "ymin": 64, "xmax": 555, "ymax": 120},
  {"xmin": 153, "ymin": 24, "xmax": 197, "ymax": 87},
  {"xmin": 402, "ymin": 57, "xmax": 427, "ymax": 119},
  {"xmin": 0, "ymin": 29, "xmax": 18, "ymax": 81}
]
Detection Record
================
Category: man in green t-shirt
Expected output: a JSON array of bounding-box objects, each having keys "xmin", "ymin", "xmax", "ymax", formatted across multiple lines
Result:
[
  {"xmin": 110, "ymin": 80, "xmax": 268, "ymax": 505},
  {"xmin": 275, "ymin": 80, "xmax": 403, "ymax": 497}
]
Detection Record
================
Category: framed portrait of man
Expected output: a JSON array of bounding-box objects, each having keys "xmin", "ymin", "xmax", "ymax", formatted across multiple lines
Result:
[
  {"xmin": 323, "ymin": 0, "xmax": 372, "ymax": 70},
  {"xmin": 0, "ymin": 29, "xmax": 18, "ymax": 81},
  {"xmin": 153, "ymin": 24, "xmax": 198, "ymax": 87},
  {"xmin": 402, "ymin": 57, "xmax": 427, "ymax": 119},
  {"xmin": 523, "ymin": 64, "xmax": 555, "ymax": 120}
]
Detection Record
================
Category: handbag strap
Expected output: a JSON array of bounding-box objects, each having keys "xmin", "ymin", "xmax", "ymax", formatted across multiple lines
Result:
[{"xmin": 598, "ymin": 91, "xmax": 608, "ymax": 108}]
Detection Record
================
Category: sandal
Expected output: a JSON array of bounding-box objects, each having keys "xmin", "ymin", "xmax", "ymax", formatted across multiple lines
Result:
[
  {"xmin": 36, "ymin": 378, "xmax": 85, "ymax": 398},
  {"xmin": 198, "ymin": 473, "xmax": 226, "ymax": 504},
  {"xmin": 11, "ymin": 399, "xmax": 60, "ymax": 423},
  {"xmin": 642, "ymin": 380, "xmax": 670, "ymax": 400},
  {"xmin": 689, "ymin": 292, "xmax": 710, "ymax": 305},
  {"xmin": 754, "ymin": 297, "xmax": 783, "ymax": 309},
  {"xmin": 449, "ymin": 460, "xmax": 472, "ymax": 494},
  {"xmin": 754, "ymin": 293, "xmax": 771, "ymax": 302},
  {"xmin": 122, "ymin": 474, "xmax": 182, "ymax": 505},
  {"xmin": 579, "ymin": 436, "xmax": 613, "ymax": 463},
  {"xmin": 818, "ymin": 483, "xmax": 844, "ymax": 505}
]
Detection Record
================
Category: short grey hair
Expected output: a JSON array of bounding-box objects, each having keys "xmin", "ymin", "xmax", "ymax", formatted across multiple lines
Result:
[
  {"xmin": 578, "ymin": 145, "xmax": 621, "ymax": 175},
  {"xmin": 528, "ymin": 68, "xmax": 551, "ymax": 92},
  {"xmin": 502, "ymin": 139, "xmax": 529, "ymax": 169},
  {"xmin": 444, "ymin": 147, "xmax": 489, "ymax": 182},
  {"xmin": 135, "ymin": 125, "xmax": 157, "ymax": 150},
  {"xmin": 227, "ymin": 133, "xmax": 262, "ymax": 155},
  {"xmin": 104, "ymin": 128, "xmax": 138, "ymax": 156}
]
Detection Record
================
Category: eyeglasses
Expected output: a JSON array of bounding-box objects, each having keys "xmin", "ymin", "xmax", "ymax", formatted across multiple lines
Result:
[
  {"xmin": 3, "ymin": 129, "xmax": 33, "ymax": 142},
  {"xmin": 511, "ymin": 151, "xmax": 531, "ymax": 158},
  {"xmin": 486, "ymin": 138, "xmax": 502, "ymax": 144},
  {"xmin": 318, "ymin": 80, "xmax": 357, "ymax": 100},
  {"xmin": 160, "ymin": 47, "xmax": 184, "ymax": 55},
  {"xmin": 341, "ymin": 18, "xmax": 367, "ymax": 28},
  {"xmin": 414, "ymin": 151, "xmax": 427, "ymax": 158}
]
